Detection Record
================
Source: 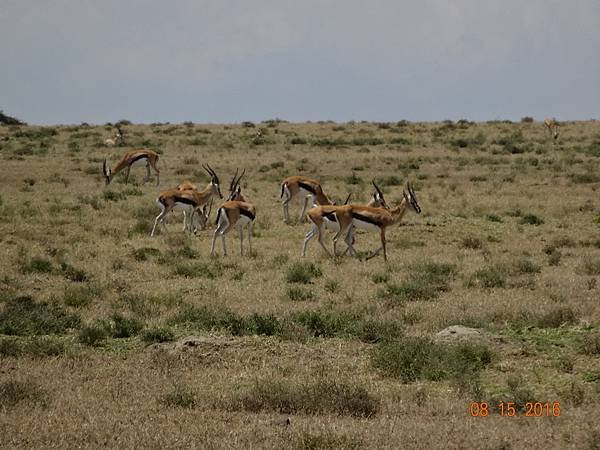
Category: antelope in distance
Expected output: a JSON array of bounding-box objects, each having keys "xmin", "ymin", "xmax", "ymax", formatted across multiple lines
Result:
[
  {"xmin": 280, "ymin": 175, "xmax": 334, "ymax": 222},
  {"xmin": 307, "ymin": 181, "xmax": 421, "ymax": 262},
  {"xmin": 302, "ymin": 181, "xmax": 389, "ymax": 257},
  {"xmin": 211, "ymin": 170, "xmax": 255, "ymax": 256},
  {"xmin": 103, "ymin": 149, "xmax": 160, "ymax": 186},
  {"xmin": 544, "ymin": 118, "xmax": 560, "ymax": 140},
  {"xmin": 150, "ymin": 165, "xmax": 223, "ymax": 237},
  {"xmin": 104, "ymin": 126, "xmax": 123, "ymax": 147}
]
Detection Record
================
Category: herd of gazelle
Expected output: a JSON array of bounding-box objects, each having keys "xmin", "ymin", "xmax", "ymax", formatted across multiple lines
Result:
[{"xmin": 100, "ymin": 118, "xmax": 560, "ymax": 260}]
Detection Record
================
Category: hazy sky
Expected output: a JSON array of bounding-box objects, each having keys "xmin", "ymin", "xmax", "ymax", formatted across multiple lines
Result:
[{"xmin": 1, "ymin": 0, "xmax": 599, "ymax": 124}]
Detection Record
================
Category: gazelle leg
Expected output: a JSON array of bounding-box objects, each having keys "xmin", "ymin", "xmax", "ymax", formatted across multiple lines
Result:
[
  {"xmin": 302, "ymin": 224, "xmax": 318, "ymax": 256},
  {"xmin": 211, "ymin": 210, "xmax": 229, "ymax": 256},
  {"xmin": 154, "ymin": 167, "xmax": 160, "ymax": 186},
  {"xmin": 366, "ymin": 229, "xmax": 387, "ymax": 261},
  {"xmin": 248, "ymin": 222, "xmax": 253, "ymax": 253},
  {"xmin": 239, "ymin": 225, "xmax": 244, "ymax": 255},
  {"xmin": 343, "ymin": 227, "xmax": 358, "ymax": 257},
  {"xmin": 299, "ymin": 195, "xmax": 311, "ymax": 222},
  {"xmin": 125, "ymin": 165, "xmax": 131, "ymax": 184},
  {"xmin": 332, "ymin": 224, "xmax": 352, "ymax": 257},
  {"xmin": 145, "ymin": 163, "xmax": 151, "ymax": 183},
  {"xmin": 282, "ymin": 185, "xmax": 291, "ymax": 222},
  {"xmin": 151, "ymin": 204, "xmax": 168, "ymax": 237},
  {"xmin": 182, "ymin": 209, "xmax": 188, "ymax": 231},
  {"xmin": 316, "ymin": 224, "xmax": 332, "ymax": 257}
]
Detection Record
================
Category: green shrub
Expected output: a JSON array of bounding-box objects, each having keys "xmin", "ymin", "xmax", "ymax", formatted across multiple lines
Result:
[
  {"xmin": 461, "ymin": 236, "xmax": 483, "ymax": 249},
  {"xmin": 371, "ymin": 337, "xmax": 493, "ymax": 383},
  {"xmin": 60, "ymin": 262, "xmax": 88, "ymax": 283},
  {"xmin": 160, "ymin": 385, "xmax": 197, "ymax": 408},
  {"xmin": 467, "ymin": 266, "xmax": 507, "ymax": 288},
  {"xmin": 110, "ymin": 314, "xmax": 144, "ymax": 338},
  {"xmin": 174, "ymin": 262, "xmax": 223, "ymax": 278},
  {"xmin": 20, "ymin": 257, "xmax": 54, "ymax": 274},
  {"xmin": 0, "ymin": 296, "xmax": 80, "ymax": 335},
  {"xmin": 580, "ymin": 333, "xmax": 600, "ymax": 355},
  {"xmin": 227, "ymin": 378, "xmax": 379, "ymax": 418},
  {"xmin": 63, "ymin": 284, "xmax": 100, "ymax": 308},
  {"xmin": 287, "ymin": 286, "xmax": 315, "ymax": 302},
  {"xmin": 286, "ymin": 262, "xmax": 322, "ymax": 284},
  {"xmin": 78, "ymin": 323, "xmax": 108, "ymax": 346},
  {"xmin": 0, "ymin": 380, "xmax": 48, "ymax": 409},
  {"xmin": 519, "ymin": 214, "xmax": 544, "ymax": 226},
  {"xmin": 513, "ymin": 258, "xmax": 541, "ymax": 274},
  {"xmin": 142, "ymin": 327, "xmax": 175, "ymax": 343},
  {"xmin": 133, "ymin": 247, "xmax": 162, "ymax": 261}
]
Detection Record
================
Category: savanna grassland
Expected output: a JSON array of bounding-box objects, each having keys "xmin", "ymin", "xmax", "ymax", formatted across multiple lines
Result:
[{"xmin": 0, "ymin": 119, "xmax": 599, "ymax": 449}]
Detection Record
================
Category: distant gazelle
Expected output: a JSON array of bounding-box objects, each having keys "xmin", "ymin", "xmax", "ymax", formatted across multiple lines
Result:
[
  {"xmin": 280, "ymin": 175, "xmax": 334, "ymax": 222},
  {"xmin": 150, "ymin": 165, "xmax": 223, "ymax": 236},
  {"xmin": 307, "ymin": 181, "xmax": 421, "ymax": 261},
  {"xmin": 544, "ymin": 118, "xmax": 560, "ymax": 140},
  {"xmin": 302, "ymin": 181, "xmax": 389, "ymax": 256},
  {"xmin": 104, "ymin": 126, "xmax": 123, "ymax": 147},
  {"xmin": 103, "ymin": 149, "xmax": 160, "ymax": 186},
  {"xmin": 211, "ymin": 170, "xmax": 255, "ymax": 256}
]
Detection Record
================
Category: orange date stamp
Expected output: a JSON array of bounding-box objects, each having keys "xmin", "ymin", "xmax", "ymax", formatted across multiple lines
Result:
[{"xmin": 469, "ymin": 401, "xmax": 561, "ymax": 417}]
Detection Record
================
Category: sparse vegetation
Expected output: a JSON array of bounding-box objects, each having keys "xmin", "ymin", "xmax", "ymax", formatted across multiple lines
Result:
[{"xmin": 0, "ymin": 120, "xmax": 598, "ymax": 447}]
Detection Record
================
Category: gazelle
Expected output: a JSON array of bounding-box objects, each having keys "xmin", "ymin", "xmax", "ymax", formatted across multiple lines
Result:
[
  {"xmin": 103, "ymin": 149, "xmax": 160, "ymax": 186},
  {"xmin": 175, "ymin": 179, "xmax": 198, "ymax": 231},
  {"xmin": 104, "ymin": 126, "xmax": 123, "ymax": 147},
  {"xmin": 308, "ymin": 181, "xmax": 421, "ymax": 262},
  {"xmin": 227, "ymin": 168, "xmax": 246, "ymax": 201},
  {"xmin": 544, "ymin": 118, "xmax": 560, "ymax": 140},
  {"xmin": 211, "ymin": 170, "xmax": 255, "ymax": 256},
  {"xmin": 302, "ymin": 181, "xmax": 389, "ymax": 256},
  {"xmin": 150, "ymin": 165, "xmax": 223, "ymax": 236},
  {"xmin": 280, "ymin": 175, "xmax": 334, "ymax": 222}
]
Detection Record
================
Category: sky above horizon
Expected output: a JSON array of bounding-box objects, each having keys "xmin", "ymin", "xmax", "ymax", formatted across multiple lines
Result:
[{"xmin": 1, "ymin": 0, "xmax": 599, "ymax": 125}]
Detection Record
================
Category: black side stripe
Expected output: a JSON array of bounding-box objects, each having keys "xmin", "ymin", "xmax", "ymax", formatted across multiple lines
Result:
[
  {"xmin": 298, "ymin": 181, "xmax": 317, "ymax": 195},
  {"xmin": 129, "ymin": 154, "xmax": 148, "ymax": 165},
  {"xmin": 173, "ymin": 196, "xmax": 196, "ymax": 206},
  {"xmin": 351, "ymin": 212, "xmax": 382, "ymax": 226},
  {"xmin": 239, "ymin": 208, "xmax": 256, "ymax": 221},
  {"xmin": 324, "ymin": 211, "xmax": 337, "ymax": 222}
]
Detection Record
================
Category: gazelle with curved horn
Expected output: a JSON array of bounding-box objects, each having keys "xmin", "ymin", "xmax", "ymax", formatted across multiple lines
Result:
[
  {"xmin": 306, "ymin": 181, "xmax": 421, "ymax": 261},
  {"xmin": 544, "ymin": 118, "xmax": 560, "ymax": 140},
  {"xmin": 102, "ymin": 149, "xmax": 160, "ymax": 186},
  {"xmin": 211, "ymin": 170, "xmax": 255, "ymax": 256},
  {"xmin": 104, "ymin": 126, "xmax": 123, "ymax": 147},
  {"xmin": 280, "ymin": 175, "xmax": 334, "ymax": 222},
  {"xmin": 302, "ymin": 180, "xmax": 389, "ymax": 256},
  {"xmin": 227, "ymin": 168, "xmax": 246, "ymax": 201},
  {"xmin": 150, "ymin": 165, "xmax": 223, "ymax": 236}
]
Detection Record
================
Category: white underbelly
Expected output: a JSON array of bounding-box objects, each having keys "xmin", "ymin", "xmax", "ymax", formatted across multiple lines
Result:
[
  {"xmin": 323, "ymin": 218, "xmax": 340, "ymax": 231},
  {"xmin": 130, "ymin": 158, "xmax": 148, "ymax": 167},
  {"xmin": 352, "ymin": 218, "xmax": 380, "ymax": 231},
  {"xmin": 298, "ymin": 187, "xmax": 315, "ymax": 198},
  {"xmin": 236, "ymin": 215, "xmax": 252, "ymax": 226}
]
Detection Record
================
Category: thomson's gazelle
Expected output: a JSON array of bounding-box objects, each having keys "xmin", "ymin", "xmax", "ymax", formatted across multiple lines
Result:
[
  {"xmin": 211, "ymin": 171, "xmax": 255, "ymax": 256},
  {"xmin": 103, "ymin": 149, "xmax": 160, "ymax": 186},
  {"xmin": 151, "ymin": 165, "xmax": 222, "ymax": 236},
  {"xmin": 307, "ymin": 181, "xmax": 421, "ymax": 261},
  {"xmin": 280, "ymin": 175, "xmax": 333, "ymax": 222},
  {"xmin": 302, "ymin": 181, "xmax": 389, "ymax": 256}
]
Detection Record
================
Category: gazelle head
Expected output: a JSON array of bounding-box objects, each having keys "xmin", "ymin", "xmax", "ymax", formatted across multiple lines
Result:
[
  {"xmin": 371, "ymin": 180, "xmax": 390, "ymax": 209},
  {"xmin": 203, "ymin": 164, "xmax": 223, "ymax": 199},
  {"xmin": 403, "ymin": 181, "xmax": 421, "ymax": 214},
  {"xmin": 191, "ymin": 198, "xmax": 213, "ymax": 233},
  {"xmin": 102, "ymin": 159, "xmax": 112, "ymax": 185},
  {"xmin": 228, "ymin": 168, "xmax": 246, "ymax": 201}
]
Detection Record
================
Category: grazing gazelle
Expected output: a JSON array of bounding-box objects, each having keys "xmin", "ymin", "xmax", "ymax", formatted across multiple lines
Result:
[
  {"xmin": 211, "ymin": 171, "xmax": 255, "ymax": 256},
  {"xmin": 104, "ymin": 126, "xmax": 123, "ymax": 147},
  {"xmin": 150, "ymin": 165, "xmax": 223, "ymax": 236},
  {"xmin": 103, "ymin": 149, "xmax": 160, "ymax": 186},
  {"xmin": 280, "ymin": 175, "xmax": 334, "ymax": 222},
  {"xmin": 544, "ymin": 118, "xmax": 560, "ymax": 140},
  {"xmin": 308, "ymin": 181, "xmax": 421, "ymax": 261},
  {"xmin": 302, "ymin": 181, "xmax": 389, "ymax": 256}
]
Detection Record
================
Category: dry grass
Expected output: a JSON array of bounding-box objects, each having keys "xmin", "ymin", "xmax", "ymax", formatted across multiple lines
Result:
[{"xmin": 1, "ymin": 120, "xmax": 599, "ymax": 448}]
